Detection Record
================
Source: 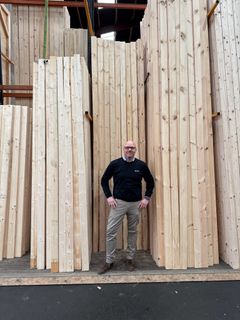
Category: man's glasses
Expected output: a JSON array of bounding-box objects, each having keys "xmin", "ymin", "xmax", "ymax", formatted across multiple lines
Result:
[{"xmin": 124, "ymin": 146, "xmax": 136, "ymax": 150}]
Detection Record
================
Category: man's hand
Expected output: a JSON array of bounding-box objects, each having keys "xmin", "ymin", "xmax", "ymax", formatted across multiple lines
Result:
[
  {"xmin": 139, "ymin": 198, "xmax": 149, "ymax": 209},
  {"xmin": 107, "ymin": 196, "xmax": 117, "ymax": 208}
]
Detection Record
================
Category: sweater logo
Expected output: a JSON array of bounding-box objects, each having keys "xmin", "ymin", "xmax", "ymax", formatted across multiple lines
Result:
[{"xmin": 134, "ymin": 170, "xmax": 140, "ymax": 172}]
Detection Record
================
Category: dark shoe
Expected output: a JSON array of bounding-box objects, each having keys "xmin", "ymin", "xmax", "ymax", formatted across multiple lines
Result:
[
  {"xmin": 98, "ymin": 262, "xmax": 113, "ymax": 275},
  {"xmin": 127, "ymin": 259, "xmax": 135, "ymax": 272}
]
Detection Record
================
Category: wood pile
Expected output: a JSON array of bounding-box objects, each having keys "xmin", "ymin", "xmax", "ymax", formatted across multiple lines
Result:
[
  {"xmin": 31, "ymin": 55, "xmax": 92, "ymax": 272},
  {"xmin": 64, "ymin": 28, "xmax": 88, "ymax": 64},
  {"xmin": 11, "ymin": 3, "xmax": 70, "ymax": 106},
  {"xmin": 0, "ymin": 105, "xmax": 32, "ymax": 261},
  {"xmin": 140, "ymin": 0, "xmax": 218, "ymax": 269},
  {"xmin": 208, "ymin": 0, "xmax": 240, "ymax": 268},
  {"xmin": 0, "ymin": 5, "xmax": 11, "ymax": 100},
  {"xmin": 10, "ymin": 4, "xmax": 89, "ymax": 107},
  {"xmin": 91, "ymin": 37, "xmax": 147, "ymax": 252}
]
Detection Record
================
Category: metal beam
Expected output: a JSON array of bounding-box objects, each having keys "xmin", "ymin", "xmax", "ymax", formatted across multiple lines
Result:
[
  {"xmin": 84, "ymin": 0, "xmax": 94, "ymax": 36},
  {"xmin": 208, "ymin": 0, "xmax": 220, "ymax": 19},
  {"xmin": 0, "ymin": 85, "xmax": 33, "ymax": 90},
  {"xmin": 0, "ymin": 0, "xmax": 146, "ymax": 10}
]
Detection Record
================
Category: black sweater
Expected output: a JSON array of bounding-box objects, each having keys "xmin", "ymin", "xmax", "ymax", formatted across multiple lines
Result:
[{"xmin": 101, "ymin": 158, "xmax": 155, "ymax": 202}]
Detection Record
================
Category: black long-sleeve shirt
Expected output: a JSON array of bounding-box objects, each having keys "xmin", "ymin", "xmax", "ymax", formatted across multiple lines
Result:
[{"xmin": 101, "ymin": 157, "xmax": 154, "ymax": 202}]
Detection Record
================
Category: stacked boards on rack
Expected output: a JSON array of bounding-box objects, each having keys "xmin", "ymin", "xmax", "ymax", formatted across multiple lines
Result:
[
  {"xmin": 0, "ymin": 105, "xmax": 32, "ymax": 261},
  {"xmin": 31, "ymin": 55, "xmax": 92, "ymax": 272},
  {"xmin": 208, "ymin": 0, "xmax": 240, "ymax": 269},
  {"xmin": 11, "ymin": 2, "xmax": 70, "ymax": 107},
  {"xmin": 64, "ymin": 28, "xmax": 88, "ymax": 64},
  {"xmin": 91, "ymin": 37, "xmax": 146, "ymax": 252},
  {"xmin": 11, "ymin": 3, "xmax": 89, "ymax": 107},
  {"xmin": 0, "ymin": 4, "xmax": 11, "ymax": 102},
  {"xmin": 140, "ymin": 0, "xmax": 218, "ymax": 269}
]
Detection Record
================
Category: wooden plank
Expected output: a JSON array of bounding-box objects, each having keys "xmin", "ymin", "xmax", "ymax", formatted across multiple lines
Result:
[
  {"xmin": 49, "ymin": 7, "xmax": 65, "ymax": 57},
  {"xmin": 12, "ymin": 5, "xmax": 20, "ymax": 90},
  {"xmin": 5, "ymin": 106, "xmax": 21, "ymax": 259},
  {"xmin": 36, "ymin": 60, "xmax": 46, "ymax": 270},
  {"xmin": 30, "ymin": 63, "xmax": 38, "ymax": 269},
  {"xmin": 97, "ymin": 38, "xmax": 106, "ymax": 252},
  {"xmin": 71, "ymin": 55, "xmax": 82, "ymax": 271},
  {"xmin": 212, "ymin": 2, "xmax": 236, "ymax": 267},
  {"xmin": 178, "ymin": 0, "xmax": 189, "ymax": 269},
  {"xmin": 15, "ymin": 106, "xmax": 29, "ymax": 257},
  {"xmin": 91, "ymin": 36, "xmax": 99, "ymax": 252},
  {"xmin": 0, "ymin": 5, "xmax": 10, "ymax": 101},
  {"xmin": 130, "ymin": 41, "xmax": 142, "ymax": 249},
  {"xmin": 109, "ymin": 41, "xmax": 116, "ymax": 164},
  {"xmin": 221, "ymin": 0, "xmax": 240, "ymax": 267},
  {"xmin": 125, "ymin": 43, "xmax": 132, "ymax": 141},
  {"xmin": 0, "ymin": 106, "xmax": 13, "ymax": 260},
  {"xmin": 64, "ymin": 28, "xmax": 74, "ymax": 56},
  {"xmin": 159, "ymin": 0, "xmax": 172, "ymax": 269},
  {"xmin": 22, "ymin": 107, "xmax": 32, "ymax": 254},
  {"xmin": 231, "ymin": 0, "xmax": 240, "ymax": 265},
  {"xmin": 136, "ymin": 39, "xmax": 148, "ymax": 250},
  {"xmin": 18, "ymin": 5, "xmax": 30, "ymax": 107},
  {"xmin": 103, "ymin": 40, "xmax": 111, "ymax": 251},
  {"xmin": 149, "ymin": 0, "xmax": 162, "ymax": 266},
  {"xmin": 120, "ymin": 41, "xmax": 127, "ymax": 249},
  {"xmin": 59, "ymin": 57, "xmax": 74, "ymax": 272},
  {"xmin": 76, "ymin": 55, "xmax": 91, "ymax": 270},
  {"xmin": 46, "ymin": 57, "xmax": 59, "ymax": 272},
  {"xmin": 225, "ymin": 0, "xmax": 240, "ymax": 265},
  {"xmin": 81, "ymin": 56, "xmax": 92, "ymax": 269},
  {"xmin": 57, "ymin": 56, "xmax": 65, "ymax": 272},
  {"xmin": 186, "ymin": 0, "xmax": 196, "ymax": 268},
  {"xmin": 114, "ymin": 41, "xmax": 123, "ymax": 249},
  {"xmin": 168, "ymin": 0, "xmax": 180, "ymax": 268},
  {"xmin": 192, "ymin": 0, "xmax": 207, "ymax": 268}
]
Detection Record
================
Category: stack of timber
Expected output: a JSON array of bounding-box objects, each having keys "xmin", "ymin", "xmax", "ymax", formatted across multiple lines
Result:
[
  {"xmin": 11, "ymin": 2, "xmax": 70, "ymax": 106},
  {"xmin": 208, "ymin": 0, "xmax": 240, "ymax": 269},
  {"xmin": 91, "ymin": 37, "xmax": 146, "ymax": 252},
  {"xmin": 31, "ymin": 55, "xmax": 92, "ymax": 272},
  {"xmin": 0, "ymin": 105, "xmax": 32, "ymax": 261},
  {"xmin": 64, "ymin": 28, "xmax": 88, "ymax": 64},
  {"xmin": 0, "ymin": 5, "xmax": 11, "ymax": 102},
  {"xmin": 140, "ymin": 0, "xmax": 218, "ymax": 269}
]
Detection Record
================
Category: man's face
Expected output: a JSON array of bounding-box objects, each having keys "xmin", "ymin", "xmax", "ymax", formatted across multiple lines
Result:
[{"xmin": 124, "ymin": 142, "xmax": 136, "ymax": 159}]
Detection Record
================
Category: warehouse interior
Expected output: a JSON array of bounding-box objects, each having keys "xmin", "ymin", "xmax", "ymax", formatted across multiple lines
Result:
[{"xmin": 1, "ymin": 0, "xmax": 240, "ymax": 285}]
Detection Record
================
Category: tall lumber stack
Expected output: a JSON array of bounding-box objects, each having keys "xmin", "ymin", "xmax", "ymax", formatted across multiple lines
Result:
[
  {"xmin": 0, "ymin": 105, "xmax": 32, "ymax": 261},
  {"xmin": 11, "ymin": 2, "xmax": 70, "ymax": 106},
  {"xmin": 64, "ymin": 28, "xmax": 88, "ymax": 63},
  {"xmin": 0, "ymin": 4, "xmax": 11, "ymax": 102},
  {"xmin": 31, "ymin": 55, "xmax": 92, "ymax": 272},
  {"xmin": 11, "ymin": 1, "xmax": 89, "ymax": 107},
  {"xmin": 208, "ymin": 0, "xmax": 240, "ymax": 269},
  {"xmin": 141, "ymin": 0, "xmax": 218, "ymax": 269},
  {"xmin": 91, "ymin": 37, "xmax": 146, "ymax": 252}
]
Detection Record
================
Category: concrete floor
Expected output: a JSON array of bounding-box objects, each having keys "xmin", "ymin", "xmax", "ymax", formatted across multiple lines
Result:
[
  {"xmin": 1, "ymin": 250, "xmax": 240, "ymax": 286},
  {"xmin": 1, "ymin": 281, "xmax": 240, "ymax": 320}
]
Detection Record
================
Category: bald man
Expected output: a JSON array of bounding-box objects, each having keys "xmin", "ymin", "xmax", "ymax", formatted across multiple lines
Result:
[{"xmin": 99, "ymin": 141, "xmax": 154, "ymax": 274}]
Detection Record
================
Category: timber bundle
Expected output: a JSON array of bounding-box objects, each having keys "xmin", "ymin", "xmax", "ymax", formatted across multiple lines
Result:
[
  {"xmin": 91, "ymin": 37, "xmax": 148, "ymax": 253},
  {"xmin": 140, "ymin": 0, "xmax": 219, "ymax": 269},
  {"xmin": 209, "ymin": 0, "xmax": 240, "ymax": 269},
  {"xmin": 0, "ymin": 105, "xmax": 32, "ymax": 261},
  {"xmin": 30, "ymin": 56, "xmax": 92, "ymax": 272}
]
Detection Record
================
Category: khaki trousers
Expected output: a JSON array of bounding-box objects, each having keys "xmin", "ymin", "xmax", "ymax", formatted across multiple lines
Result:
[{"xmin": 106, "ymin": 199, "xmax": 140, "ymax": 264}]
